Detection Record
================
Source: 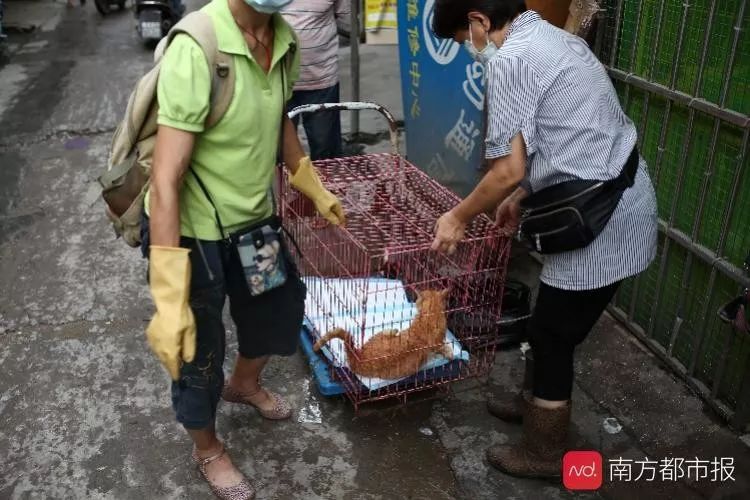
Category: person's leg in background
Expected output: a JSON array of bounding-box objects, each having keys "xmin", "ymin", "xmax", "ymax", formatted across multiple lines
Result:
[
  {"xmin": 294, "ymin": 84, "xmax": 343, "ymax": 161},
  {"xmin": 286, "ymin": 90, "xmax": 318, "ymax": 221},
  {"xmin": 286, "ymin": 85, "xmax": 342, "ymax": 224},
  {"xmin": 486, "ymin": 281, "xmax": 620, "ymax": 478}
]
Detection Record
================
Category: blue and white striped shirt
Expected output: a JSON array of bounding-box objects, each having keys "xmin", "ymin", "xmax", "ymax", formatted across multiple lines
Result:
[{"xmin": 485, "ymin": 11, "xmax": 658, "ymax": 291}]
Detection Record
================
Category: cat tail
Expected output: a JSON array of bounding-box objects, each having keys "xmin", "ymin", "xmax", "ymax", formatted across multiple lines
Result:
[{"xmin": 313, "ymin": 328, "xmax": 354, "ymax": 352}]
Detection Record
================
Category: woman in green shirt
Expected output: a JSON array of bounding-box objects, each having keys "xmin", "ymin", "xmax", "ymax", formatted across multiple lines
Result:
[{"xmin": 143, "ymin": 0, "xmax": 344, "ymax": 498}]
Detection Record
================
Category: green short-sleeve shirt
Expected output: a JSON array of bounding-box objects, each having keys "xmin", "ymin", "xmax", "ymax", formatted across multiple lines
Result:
[{"xmin": 146, "ymin": 0, "xmax": 300, "ymax": 241}]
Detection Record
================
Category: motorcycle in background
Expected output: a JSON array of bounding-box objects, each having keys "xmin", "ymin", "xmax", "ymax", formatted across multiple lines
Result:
[{"xmin": 134, "ymin": 0, "xmax": 183, "ymax": 44}]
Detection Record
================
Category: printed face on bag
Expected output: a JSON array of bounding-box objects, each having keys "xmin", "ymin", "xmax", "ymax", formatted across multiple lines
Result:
[
  {"xmin": 254, "ymin": 241, "xmax": 280, "ymax": 273},
  {"xmin": 238, "ymin": 233, "xmax": 288, "ymax": 295}
]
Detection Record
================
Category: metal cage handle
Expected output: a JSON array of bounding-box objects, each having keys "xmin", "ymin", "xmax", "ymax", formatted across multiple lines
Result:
[{"xmin": 287, "ymin": 101, "xmax": 400, "ymax": 156}]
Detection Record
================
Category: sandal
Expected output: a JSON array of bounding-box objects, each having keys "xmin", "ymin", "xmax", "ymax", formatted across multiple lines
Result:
[
  {"xmin": 222, "ymin": 383, "xmax": 293, "ymax": 420},
  {"xmin": 191, "ymin": 446, "xmax": 255, "ymax": 500}
]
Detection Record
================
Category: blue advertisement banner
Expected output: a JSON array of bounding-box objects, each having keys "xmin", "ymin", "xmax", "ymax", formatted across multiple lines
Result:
[{"xmin": 397, "ymin": 0, "xmax": 486, "ymax": 197}]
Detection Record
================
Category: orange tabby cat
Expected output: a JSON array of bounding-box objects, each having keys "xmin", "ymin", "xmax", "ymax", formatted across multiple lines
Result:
[{"xmin": 313, "ymin": 289, "xmax": 452, "ymax": 379}]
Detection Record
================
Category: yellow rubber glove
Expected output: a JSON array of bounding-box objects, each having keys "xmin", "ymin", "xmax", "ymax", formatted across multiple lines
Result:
[
  {"xmin": 146, "ymin": 246, "xmax": 196, "ymax": 380},
  {"xmin": 289, "ymin": 156, "xmax": 346, "ymax": 226}
]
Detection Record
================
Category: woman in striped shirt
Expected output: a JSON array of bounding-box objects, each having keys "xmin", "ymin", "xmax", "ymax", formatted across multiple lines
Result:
[
  {"xmin": 282, "ymin": 0, "xmax": 350, "ymax": 159},
  {"xmin": 431, "ymin": 0, "xmax": 658, "ymax": 479}
]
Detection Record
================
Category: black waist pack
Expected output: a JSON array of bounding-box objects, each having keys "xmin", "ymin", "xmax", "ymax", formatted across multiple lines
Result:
[{"xmin": 518, "ymin": 147, "xmax": 639, "ymax": 254}]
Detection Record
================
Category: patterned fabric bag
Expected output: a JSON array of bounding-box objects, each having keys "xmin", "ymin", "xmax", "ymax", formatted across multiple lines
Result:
[{"xmin": 234, "ymin": 218, "xmax": 289, "ymax": 296}]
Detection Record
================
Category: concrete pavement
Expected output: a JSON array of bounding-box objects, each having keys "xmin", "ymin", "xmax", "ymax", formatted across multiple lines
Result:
[{"xmin": 1, "ymin": 1, "xmax": 750, "ymax": 499}]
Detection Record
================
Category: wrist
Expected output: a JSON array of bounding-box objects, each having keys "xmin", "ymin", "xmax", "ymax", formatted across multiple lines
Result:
[
  {"xmin": 450, "ymin": 205, "xmax": 471, "ymax": 225},
  {"xmin": 289, "ymin": 156, "xmax": 307, "ymax": 177},
  {"xmin": 511, "ymin": 188, "xmax": 527, "ymax": 203}
]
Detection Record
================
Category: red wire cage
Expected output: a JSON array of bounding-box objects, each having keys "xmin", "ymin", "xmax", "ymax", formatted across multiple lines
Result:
[{"xmin": 279, "ymin": 103, "xmax": 512, "ymax": 409}]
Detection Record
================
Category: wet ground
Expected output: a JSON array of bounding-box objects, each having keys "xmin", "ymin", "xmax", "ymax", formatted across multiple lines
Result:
[{"xmin": 1, "ymin": 1, "xmax": 750, "ymax": 499}]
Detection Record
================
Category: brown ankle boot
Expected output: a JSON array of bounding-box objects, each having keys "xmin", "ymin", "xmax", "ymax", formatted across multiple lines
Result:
[
  {"xmin": 486, "ymin": 399, "xmax": 571, "ymax": 478},
  {"xmin": 486, "ymin": 391, "xmax": 530, "ymax": 423}
]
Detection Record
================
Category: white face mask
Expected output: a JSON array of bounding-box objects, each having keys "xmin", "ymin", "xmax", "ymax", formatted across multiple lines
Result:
[
  {"xmin": 463, "ymin": 22, "xmax": 498, "ymax": 65},
  {"xmin": 244, "ymin": 0, "xmax": 293, "ymax": 14}
]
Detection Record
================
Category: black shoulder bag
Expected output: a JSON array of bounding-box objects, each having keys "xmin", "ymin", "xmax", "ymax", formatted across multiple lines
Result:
[{"xmin": 518, "ymin": 147, "xmax": 639, "ymax": 254}]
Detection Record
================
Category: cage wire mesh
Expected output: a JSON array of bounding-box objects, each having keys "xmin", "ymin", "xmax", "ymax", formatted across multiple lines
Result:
[
  {"xmin": 278, "ymin": 153, "xmax": 511, "ymax": 408},
  {"xmin": 599, "ymin": 0, "xmax": 750, "ymax": 420}
]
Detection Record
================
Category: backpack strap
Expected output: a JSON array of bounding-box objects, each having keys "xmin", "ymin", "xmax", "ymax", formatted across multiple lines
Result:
[
  {"xmin": 155, "ymin": 11, "xmax": 235, "ymax": 130},
  {"xmin": 206, "ymin": 51, "xmax": 235, "ymax": 129},
  {"xmin": 283, "ymin": 33, "xmax": 298, "ymax": 101}
]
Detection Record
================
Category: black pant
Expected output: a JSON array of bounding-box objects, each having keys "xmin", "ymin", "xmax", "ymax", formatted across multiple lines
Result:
[
  {"xmin": 287, "ymin": 83, "xmax": 343, "ymax": 160},
  {"xmin": 141, "ymin": 216, "xmax": 306, "ymax": 429},
  {"xmin": 529, "ymin": 281, "xmax": 620, "ymax": 401}
]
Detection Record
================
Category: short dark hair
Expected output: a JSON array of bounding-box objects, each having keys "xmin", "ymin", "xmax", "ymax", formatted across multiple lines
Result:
[{"xmin": 432, "ymin": 0, "xmax": 527, "ymax": 39}]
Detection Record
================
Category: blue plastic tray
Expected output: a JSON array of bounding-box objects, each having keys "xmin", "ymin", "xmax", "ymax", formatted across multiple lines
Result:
[
  {"xmin": 299, "ymin": 327, "xmax": 347, "ymax": 396},
  {"xmin": 299, "ymin": 327, "xmax": 468, "ymax": 398}
]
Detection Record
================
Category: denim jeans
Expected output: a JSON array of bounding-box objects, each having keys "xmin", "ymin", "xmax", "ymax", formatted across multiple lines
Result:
[
  {"xmin": 141, "ymin": 216, "xmax": 306, "ymax": 429},
  {"xmin": 287, "ymin": 83, "xmax": 343, "ymax": 160}
]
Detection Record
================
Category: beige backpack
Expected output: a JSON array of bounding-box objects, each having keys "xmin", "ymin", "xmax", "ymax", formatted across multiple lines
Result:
[{"xmin": 99, "ymin": 11, "xmax": 235, "ymax": 247}]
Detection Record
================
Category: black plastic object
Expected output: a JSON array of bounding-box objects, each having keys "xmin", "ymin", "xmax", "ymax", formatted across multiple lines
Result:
[
  {"xmin": 379, "ymin": 260, "xmax": 531, "ymax": 346},
  {"xmin": 717, "ymin": 252, "xmax": 749, "ymax": 333},
  {"xmin": 447, "ymin": 279, "xmax": 532, "ymax": 347}
]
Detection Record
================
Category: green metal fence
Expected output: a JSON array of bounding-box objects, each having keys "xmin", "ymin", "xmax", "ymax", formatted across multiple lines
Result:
[{"xmin": 598, "ymin": 0, "xmax": 750, "ymax": 428}]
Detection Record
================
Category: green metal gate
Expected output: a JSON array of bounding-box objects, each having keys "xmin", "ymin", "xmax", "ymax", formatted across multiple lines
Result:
[{"xmin": 598, "ymin": 0, "xmax": 750, "ymax": 428}]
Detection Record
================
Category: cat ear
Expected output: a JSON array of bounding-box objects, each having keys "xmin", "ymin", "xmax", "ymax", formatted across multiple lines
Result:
[{"xmin": 440, "ymin": 289, "xmax": 450, "ymax": 298}]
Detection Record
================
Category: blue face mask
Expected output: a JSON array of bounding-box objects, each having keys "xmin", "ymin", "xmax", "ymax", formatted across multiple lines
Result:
[
  {"xmin": 463, "ymin": 22, "xmax": 498, "ymax": 65},
  {"xmin": 244, "ymin": 0, "xmax": 293, "ymax": 14}
]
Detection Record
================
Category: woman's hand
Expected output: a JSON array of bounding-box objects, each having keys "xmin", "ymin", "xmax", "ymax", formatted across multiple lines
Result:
[
  {"xmin": 431, "ymin": 210, "xmax": 467, "ymax": 255},
  {"xmin": 494, "ymin": 196, "xmax": 521, "ymax": 237},
  {"xmin": 494, "ymin": 186, "xmax": 528, "ymax": 237}
]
